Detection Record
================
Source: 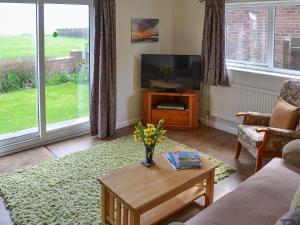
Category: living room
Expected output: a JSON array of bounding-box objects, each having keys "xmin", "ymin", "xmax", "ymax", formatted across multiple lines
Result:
[{"xmin": 0, "ymin": 0, "xmax": 300, "ymax": 225}]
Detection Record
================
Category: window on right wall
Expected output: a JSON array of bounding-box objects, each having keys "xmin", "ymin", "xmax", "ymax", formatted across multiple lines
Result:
[{"xmin": 226, "ymin": 2, "xmax": 300, "ymax": 75}]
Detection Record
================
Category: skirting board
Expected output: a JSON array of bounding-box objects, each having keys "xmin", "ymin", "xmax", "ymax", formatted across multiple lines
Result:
[
  {"xmin": 200, "ymin": 117, "xmax": 238, "ymax": 135},
  {"xmin": 117, "ymin": 116, "xmax": 238, "ymax": 136},
  {"xmin": 116, "ymin": 117, "xmax": 141, "ymax": 129}
]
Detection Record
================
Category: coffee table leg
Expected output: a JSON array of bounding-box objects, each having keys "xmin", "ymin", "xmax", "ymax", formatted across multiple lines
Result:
[
  {"xmin": 205, "ymin": 169, "xmax": 215, "ymax": 206},
  {"xmin": 101, "ymin": 186, "xmax": 109, "ymax": 223},
  {"xmin": 130, "ymin": 210, "xmax": 140, "ymax": 225}
]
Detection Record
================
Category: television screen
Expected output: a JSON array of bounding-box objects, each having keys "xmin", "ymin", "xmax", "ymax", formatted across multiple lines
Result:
[{"xmin": 141, "ymin": 54, "xmax": 202, "ymax": 90}]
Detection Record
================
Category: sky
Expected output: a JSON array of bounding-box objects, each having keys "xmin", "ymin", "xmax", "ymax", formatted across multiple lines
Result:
[{"xmin": 0, "ymin": 3, "xmax": 89, "ymax": 35}]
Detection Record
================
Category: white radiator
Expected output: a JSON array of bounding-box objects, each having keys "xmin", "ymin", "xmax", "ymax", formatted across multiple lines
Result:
[{"xmin": 210, "ymin": 84, "xmax": 279, "ymax": 123}]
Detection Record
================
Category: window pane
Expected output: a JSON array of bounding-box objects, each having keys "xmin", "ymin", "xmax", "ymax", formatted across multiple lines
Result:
[
  {"xmin": 0, "ymin": 3, "xmax": 38, "ymax": 141},
  {"xmin": 274, "ymin": 5, "xmax": 300, "ymax": 71},
  {"xmin": 44, "ymin": 4, "xmax": 89, "ymax": 131},
  {"xmin": 226, "ymin": 8, "xmax": 269, "ymax": 65}
]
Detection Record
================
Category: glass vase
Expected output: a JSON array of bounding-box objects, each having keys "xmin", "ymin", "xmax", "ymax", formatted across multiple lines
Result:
[{"xmin": 143, "ymin": 146, "xmax": 155, "ymax": 167}]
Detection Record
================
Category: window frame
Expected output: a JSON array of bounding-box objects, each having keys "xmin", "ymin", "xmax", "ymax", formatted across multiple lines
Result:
[
  {"xmin": 226, "ymin": 0, "xmax": 300, "ymax": 76},
  {"xmin": 0, "ymin": 0, "xmax": 94, "ymax": 155}
]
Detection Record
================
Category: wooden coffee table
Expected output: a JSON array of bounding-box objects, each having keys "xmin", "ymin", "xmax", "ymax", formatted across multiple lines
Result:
[{"xmin": 98, "ymin": 153, "xmax": 217, "ymax": 225}]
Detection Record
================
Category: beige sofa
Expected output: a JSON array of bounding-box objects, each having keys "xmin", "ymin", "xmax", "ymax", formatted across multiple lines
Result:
[{"xmin": 177, "ymin": 158, "xmax": 300, "ymax": 225}]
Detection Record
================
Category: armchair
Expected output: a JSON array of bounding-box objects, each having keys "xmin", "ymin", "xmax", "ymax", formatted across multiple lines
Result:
[{"xmin": 235, "ymin": 80, "xmax": 300, "ymax": 172}]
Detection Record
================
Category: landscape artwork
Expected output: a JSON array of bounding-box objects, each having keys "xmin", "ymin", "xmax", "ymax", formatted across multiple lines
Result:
[{"xmin": 131, "ymin": 18, "xmax": 159, "ymax": 43}]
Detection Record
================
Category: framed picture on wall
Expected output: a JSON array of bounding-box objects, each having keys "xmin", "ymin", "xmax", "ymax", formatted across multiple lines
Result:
[{"xmin": 131, "ymin": 18, "xmax": 159, "ymax": 43}]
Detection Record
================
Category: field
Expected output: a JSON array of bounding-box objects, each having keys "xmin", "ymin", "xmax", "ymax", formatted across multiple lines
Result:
[
  {"xmin": 0, "ymin": 83, "xmax": 89, "ymax": 135},
  {"xmin": 0, "ymin": 35, "xmax": 88, "ymax": 60},
  {"xmin": 0, "ymin": 34, "xmax": 89, "ymax": 136}
]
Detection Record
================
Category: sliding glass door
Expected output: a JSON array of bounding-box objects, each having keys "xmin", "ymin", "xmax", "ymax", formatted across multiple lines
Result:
[
  {"xmin": 0, "ymin": 0, "xmax": 92, "ymax": 154},
  {"xmin": 0, "ymin": 2, "xmax": 39, "ymax": 144},
  {"xmin": 44, "ymin": 4, "xmax": 90, "ymax": 131}
]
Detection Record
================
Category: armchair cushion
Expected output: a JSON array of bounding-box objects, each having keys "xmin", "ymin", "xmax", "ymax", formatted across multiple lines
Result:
[
  {"xmin": 269, "ymin": 98, "xmax": 299, "ymax": 130},
  {"xmin": 238, "ymin": 125, "xmax": 265, "ymax": 157},
  {"xmin": 291, "ymin": 188, "xmax": 300, "ymax": 210}
]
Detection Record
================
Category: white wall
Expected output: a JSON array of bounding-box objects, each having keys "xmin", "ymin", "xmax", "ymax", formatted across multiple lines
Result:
[
  {"xmin": 229, "ymin": 69, "xmax": 288, "ymax": 92},
  {"xmin": 115, "ymin": 0, "xmax": 299, "ymax": 133},
  {"xmin": 172, "ymin": 0, "xmax": 205, "ymax": 55},
  {"xmin": 116, "ymin": 0, "xmax": 173, "ymax": 128},
  {"xmin": 172, "ymin": 0, "xmax": 209, "ymax": 119}
]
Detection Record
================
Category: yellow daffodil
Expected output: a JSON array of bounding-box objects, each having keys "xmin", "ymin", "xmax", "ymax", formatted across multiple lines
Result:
[
  {"xmin": 145, "ymin": 138, "xmax": 153, "ymax": 145},
  {"xmin": 147, "ymin": 124, "xmax": 155, "ymax": 129},
  {"xmin": 156, "ymin": 138, "xmax": 162, "ymax": 145},
  {"xmin": 133, "ymin": 119, "xmax": 166, "ymax": 147}
]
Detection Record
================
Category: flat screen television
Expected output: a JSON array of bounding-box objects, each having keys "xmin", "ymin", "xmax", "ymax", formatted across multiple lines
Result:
[{"xmin": 141, "ymin": 54, "xmax": 202, "ymax": 91}]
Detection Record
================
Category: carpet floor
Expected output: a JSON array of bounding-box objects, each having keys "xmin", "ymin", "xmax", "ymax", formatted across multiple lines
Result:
[{"xmin": 0, "ymin": 136, "xmax": 235, "ymax": 225}]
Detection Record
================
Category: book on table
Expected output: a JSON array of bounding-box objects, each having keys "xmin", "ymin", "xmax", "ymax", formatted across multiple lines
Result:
[{"xmin": 163, "ymin": 151, "xmax": 202, "ymax": 170}]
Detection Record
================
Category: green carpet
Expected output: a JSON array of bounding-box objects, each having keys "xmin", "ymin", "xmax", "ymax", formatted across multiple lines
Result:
[{"xmin": 0, "ymin": 136, "xmax": 235, "ymax": 225}]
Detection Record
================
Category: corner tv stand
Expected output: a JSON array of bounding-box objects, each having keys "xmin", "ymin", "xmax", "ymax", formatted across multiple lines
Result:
[{"xmin": 142, "ymin": 90, "xmax": 200, "ymax": 130}]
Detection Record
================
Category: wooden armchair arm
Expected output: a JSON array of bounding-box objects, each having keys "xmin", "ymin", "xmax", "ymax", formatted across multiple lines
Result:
[
  {"xmin": 236, "ymin": 112, "xmax": 247, "ymax": 117},
  {"xmin": 256, "ymin": 128, "xmax": 270, "ymax": 133},
  {"xmin": 236, "ymin": 112, "xmax": 271, "ymax": 126},
  {"xmin": 252, "ymin": 126, "xmax": 298, "ymax": 172},
  {"xmin": 256, "ymin": 127, "xmax": 300, "ymax": 137},
  {"xmin": 267, "ymin": 127, "xmax": 300, "ymax": 138}
]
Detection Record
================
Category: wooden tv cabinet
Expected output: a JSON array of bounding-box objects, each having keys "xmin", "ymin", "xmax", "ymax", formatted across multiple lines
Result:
[{"xmin": 142, "ymin": 91, "xmax": 200, "ymax": 130}]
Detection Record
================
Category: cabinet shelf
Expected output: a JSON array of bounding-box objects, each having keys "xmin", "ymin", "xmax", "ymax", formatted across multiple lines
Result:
[{"xmin": 142, "ymin": 91, "xmax": 200, "ymax": 130}]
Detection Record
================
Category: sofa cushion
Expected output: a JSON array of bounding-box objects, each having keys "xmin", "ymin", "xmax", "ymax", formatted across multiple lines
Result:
[
  {"xmin": 237, "ymin": 125, "xmax": 265, "ymax": 157},
  {"xmin": 270, "ymin": 97, "xmax": 299, "ymax": 130},
  {"xmin": 283, "ymin": 140, "xmax": 300, "ymax": 168},
  {"xmin": 185, "ymin": 159, "xmax": 300, "ymax": 225},
  {"xmin": 291, "ymin": 188, "xmax": 300, "ymax": 210},
  {"xmin": 274, "ymin": 207, "xmax": 300, "ymax": 225}
]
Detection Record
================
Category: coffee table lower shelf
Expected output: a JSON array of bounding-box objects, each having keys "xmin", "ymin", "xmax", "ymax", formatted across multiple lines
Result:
[
  {"xmin": 141, "ymin": 185, "xmax": 205, "ymax": 225},
  {"xmin": 102, "ymin": 184, "xmax": 206, "ymax": 225}
]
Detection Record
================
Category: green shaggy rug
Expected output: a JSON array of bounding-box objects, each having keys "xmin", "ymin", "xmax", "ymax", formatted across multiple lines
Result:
[{"xmin": 0, "ymin": 136, "xmax": 235, "ymax": 225}]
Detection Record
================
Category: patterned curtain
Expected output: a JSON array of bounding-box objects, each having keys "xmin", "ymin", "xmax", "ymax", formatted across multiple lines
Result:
[
  {"xmin": 91, "ymin": 0, "xmax": 117, "ymax": 139},
  {"xmin": 202, "ymin": 0, "xmax": 229, "ymax": 86}
]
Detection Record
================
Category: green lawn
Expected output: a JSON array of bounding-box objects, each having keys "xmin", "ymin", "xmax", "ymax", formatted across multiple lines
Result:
[
  {"xmin": 0, "ymin": 35, "xmax": 88, "ymax": 60},
  {"xmin": 0, "ymin": 83, "xmax": 89, "ymax": 135}
]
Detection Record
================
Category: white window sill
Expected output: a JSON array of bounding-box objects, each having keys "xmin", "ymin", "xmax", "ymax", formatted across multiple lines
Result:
[{"xmin": 227, "ymin": 66, "xmax": 300, "ymax": 80}]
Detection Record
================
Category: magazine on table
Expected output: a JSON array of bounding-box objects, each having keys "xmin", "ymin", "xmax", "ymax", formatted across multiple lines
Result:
[{"xmin": 163, "ymin": 151, "xmax": 202, "ymax": 170}]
